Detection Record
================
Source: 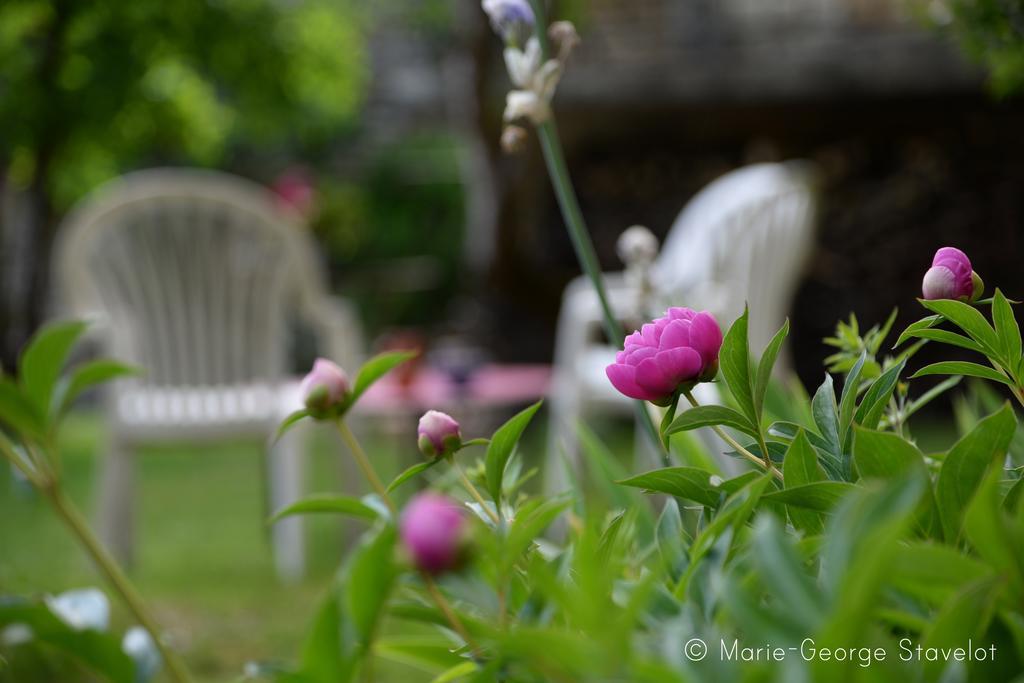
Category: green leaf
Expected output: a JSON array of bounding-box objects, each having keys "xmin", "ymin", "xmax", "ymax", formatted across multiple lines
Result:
[
  {"xmin": 754, "ymin": 319, "xmax": 789, "ymax": 420},
  {"xmin": 0, "ymin": 376, "xmax": 45, "ymax": 440},
  {"xmin": 617, "ymin": 466, "xmax": 720, "ymax": 507},
  {"xmin": 386, "ymin": 459, "xmax": 441, "ymax": 493},
  {"xmin": 854, "ymin": 427, "xmax": 941, "ymax": 536},
  {"xmin": 655, "ymin": 499, "xmax": 686, "ymax": 581},
  {"xmin": 665, "ymin": 404, "xmax": 757, "ymax": 438},
  {"xmin": 58, "ymin": 359, "xmax": 139, "ymax": 416},
  {"xmin": 719, "ymin": 307, "xmax": 756, "ymax": 426},
  {"xmin": 299, "ymin": 587, "xmax": 351, "ymax": 683},
  {"xmin": 718, "ymin": 471, "xmax": 764, "ymax": 494},
  {"xmin": 919, "ymin": 298, "xmax": 1001, "ymax": 356},
  {"xmin": 429, "ymin": 661, "xmax": 479, "ymax": 683},
  {"xmin": 814, "ymin": 475, "xmax": 925, "ymax": 665},
  {"xmin": 346, "ymin": 524, "xmax": 398, "ymax": 641},
  {"xmin": 0, "ymin": 598, "xmax": 135, "ymax": 683},
  {"xmin": 275, "ymin": 409, "xmax": 310, "ymax": 441},
  {"xmin": 299, "ymin": 523, "xmax": 399, "ymax": 683},
  {"xmin": 750, "ymin": 516, "xmax": 827, "ymax": 625},
  {"xmin": 674, "ymin": 474, "xmax": 773, "ymax": 598},
  {"xmin": 904, "ymin": 327, "xmax": 986, "ymax": 354},
  {"xmin": 851, "ymin": 358, "xmax": 905, "ymax": 431},
  {"xmin": 373, "ymin": 636, "xmax": 464, "ymax": 675},
  {"xmin": 811, "ymin": 374, "xmax": 843, "ymax": 470},
  {"xmin": 485, "ymin": 400, "xmax": 542, "ymax": 504},
  {"xmin": 762, "ymin": 481, "xmax": 856, "ymax": 511},
  {"xmin": 350, "ymin": 351, "xmax": 418, "ymax": 404},
  {"xmin": 918, "ymin": 577, "xmax": 1001, "ymax": 682},
  {"xmin": 911, "ymin": 361, "xmax": 1014, "ymax": 386},
  {"xmin": 783, "ymin": 430, "xmax": 826, "ymax": 535},
  {"xmin": 837, "ymin": 352, "xmax": 866, "ymax": 447},
  {"xmin": 853, "ymin": 427, "xmax": 926, "ymax": 480},
  {"xmin": 269, "ymin": 494, "xmax": 379, "ymax": 524},
  {"xmin": 502, "ymin": 497, "xmax": 570, "ymax": 572},
  {"xmin": 993, "ymin": 288, "xmax": 1022, "ymax": 377},
  {"xmin": 894, "ymin": 314, "xmax": 942, "ymax": 348},
  {"xmin": 936, "ymin": 403, "xmax": 1016, "ymax": 542},
  {"xmin": 578, "ymin": 423, "xmax": 657, "ymax": 534},
  {"xmin": 18, "ymin": 320, "xmax": 88, "ymax": 417},
  {"xmin": 597, "ymin": 511, "xmax": 628, "ymax": 563},
  {"xmin": 889, "ymin": 542, "xmax": 994, "ymax": 604},
  {"xmin": 963, "ymin": 465, "xmax": 1024, "ymax": 597},
  {"xmin": 1005, "ymin": 476, "xmax": 1024, "ymax": 512}
]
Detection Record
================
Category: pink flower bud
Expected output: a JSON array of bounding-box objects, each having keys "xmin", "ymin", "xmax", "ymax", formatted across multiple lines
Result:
[
  {"xmin": 605, "ymin": 307, "xmax": 723, "ymax": 405},
  {"xmin": 300, "ymin": 358, "xmax": 350, "ymax": 418},
  {"xmin": 922, "ymin": 246, "xmax": 977, "ymax": 301},
  {"xmin": 400, "ymin": 493, "xmax": 468, "ymax": 575},
  {"xmin": 417, "ymin": 410, "xmax": 462, "ymax": 459}
]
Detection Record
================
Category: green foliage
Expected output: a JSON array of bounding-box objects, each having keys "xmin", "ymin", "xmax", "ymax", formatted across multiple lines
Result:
[
  {"xmin": 11, "ymin": 294, "xmax": 1024, "ymax": 681},
  {"xmin": 286, "ymin": 524, "xmax": 398, "ymax": 683},
  {"xmin": 0, "ymin": 597, "xmax": 135, "ymax": 683},
  {"xmin": 0, "ymin": 0, "xmax": 367, "ymax": 207},
  {"xmin": 0, "ymin": 320, "xmax": 136, "ymax": 452},
  {"xmin": 931, "ymin": 0, "xmax": 1024, "ymax": 96},
  {"xmin": 313, "ymin": 134, "xmax": 467, "ymax": 335},
  {"xmin": 484, "ymin": 400, "xmax": 542, "ymax": 505}
]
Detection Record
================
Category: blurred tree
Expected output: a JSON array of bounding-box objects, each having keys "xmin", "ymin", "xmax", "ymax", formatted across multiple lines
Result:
[
  {"xmin": 0, "ymin": 0, "xmax": 367, "ymax": 367},
  {"xmin": 934, "ymin": 0, "xmax": 1024, "ymax": 96}
]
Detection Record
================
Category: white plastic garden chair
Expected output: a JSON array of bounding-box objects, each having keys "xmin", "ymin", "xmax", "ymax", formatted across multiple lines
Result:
[
  {"xmin": 53, "ymin": 168, "xmax": 363, "ymax": 582},
  {"xmin": 548, "ymin": 161, "xmax": 819, "ymax": 486}
]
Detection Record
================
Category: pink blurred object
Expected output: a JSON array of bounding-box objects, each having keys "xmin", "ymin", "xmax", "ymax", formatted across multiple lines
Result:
[
  {"xmin": 353, "ymin": 364, "xmax": 551, "ymax": 413},
  {"xmin": 271, "ymin": 167, "xmax": 316, "ymax": 218}
]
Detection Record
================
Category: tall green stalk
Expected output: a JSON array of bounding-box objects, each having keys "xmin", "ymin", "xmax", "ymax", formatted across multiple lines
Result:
[{"xmin": 524, "ymin": 0, "xmax": 665, "ymax": 460}]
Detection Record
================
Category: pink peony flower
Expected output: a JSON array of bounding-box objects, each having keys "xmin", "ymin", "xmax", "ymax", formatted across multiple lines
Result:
[
  {"xmin": 417, "ymin": 410, "xmax": 462, "ymax": 459},
  {"xmin": 300, "ymin": 358, "xmax": 350, "ymax": 418},
  {"xmin": 400, "ymin": 493, "xmax": 468, "ymax": 575},
  {"xmin": 606, "ymin": 307, "xmax": 723, "ymax": 404},
  {"xmin": 922, "ymin": 247, "xmax": 979, "ymax": 301}
]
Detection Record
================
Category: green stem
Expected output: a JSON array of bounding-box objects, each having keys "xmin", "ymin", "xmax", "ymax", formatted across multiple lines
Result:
[
  {"xmin": 47, "ymin": 487, "xmax": 193, "ymax": 683},
  {"xmin": 336, "ymin": 420, "xmax": 396, "ymax": 516},
  {"xmin": 0, "ymin": 438, "xmax": 46, "ymax": 489},
  {"xmin": 524, "ymin": 0, "xmax": 665, "ymax": 462},
  {"xmin": 453, "ymin": 460, "xmax": 501, "ymax": 525},
  {"xmin": 534, "ymin": 119, "xmax": 665, "ymax": 464},
  {"xmin": 659, "ymin": 394, "xmax": 680, "ymax": 452},
  {"xmin": 682, "ymin": 390, "xmax": 783, "ymax": 482},
  {"xmin": 423, "ymin": 573, "xmax": 479, "ymax": 655}
]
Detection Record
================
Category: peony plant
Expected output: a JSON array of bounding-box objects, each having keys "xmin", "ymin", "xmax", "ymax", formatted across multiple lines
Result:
[
  {"xmin": 244, "ymin": 241, "xmax": 1024, "ymax": 682},
  {"xmin": 2, "ymin": 1, "xmax": 1024, "ymax": 681}
]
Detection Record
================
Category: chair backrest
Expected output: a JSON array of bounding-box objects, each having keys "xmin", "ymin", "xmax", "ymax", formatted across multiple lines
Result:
[
  {"xmin": 653, "ymin": 161, "xmax": 819, "ymax": 350},
  {"xmin": 54, "ymin": 168, "xmax": 327, "ymax": 390}
]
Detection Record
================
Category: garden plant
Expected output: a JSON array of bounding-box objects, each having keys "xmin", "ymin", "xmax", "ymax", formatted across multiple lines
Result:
[{"xmin": 3, "ymin": 2, "xmax": 1024, "ymax": 682}]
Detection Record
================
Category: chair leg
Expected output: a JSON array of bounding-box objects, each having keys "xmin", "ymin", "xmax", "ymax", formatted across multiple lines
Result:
[
  {"xmin": 97, "ymin": 437, "xmax": 136, "ymax": 568},
  {"xmin": 267, "ymin": 427, "xmax": 306, "ymax": 583}
]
